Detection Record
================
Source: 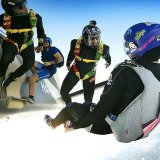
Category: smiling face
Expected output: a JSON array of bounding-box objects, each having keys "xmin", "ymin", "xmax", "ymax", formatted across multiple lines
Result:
[{"xmin": 43, "ymin": 41, "xmax": 50, "ymax": 48}]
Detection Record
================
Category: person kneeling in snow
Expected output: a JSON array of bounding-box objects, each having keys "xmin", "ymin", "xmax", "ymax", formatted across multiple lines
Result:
[{"xmin": 45, "ymin": 22, "xmax": 160, "ymax": 143}]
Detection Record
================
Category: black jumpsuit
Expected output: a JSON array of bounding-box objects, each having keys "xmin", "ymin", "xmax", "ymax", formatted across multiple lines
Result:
[
  {"xmin": 60, "ymin": 39, "xmax": 111, "ymax": 104},
  {"xmin": 73, "ymin": 61, "xmax": 160, "ymax": 134},
  {"xmin": 51, "ymin": 61, "xmax": 160, "ymax": 135},
  {"xmin": 0, "ymin": 12, "xmax": 45, "ymax": 78}
]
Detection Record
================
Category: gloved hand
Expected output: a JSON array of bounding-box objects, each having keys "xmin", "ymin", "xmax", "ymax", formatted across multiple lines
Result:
[
  {"xmin": 44, "ymin": 61, "xmax": 52, "ymax": 66},
  {"xmin": 35, "ymin": 46, "xmax": 43, "ymax": 53},
  {"xmin": 105, "ymin": 63, "xmax": 110, "ymax": 68}
]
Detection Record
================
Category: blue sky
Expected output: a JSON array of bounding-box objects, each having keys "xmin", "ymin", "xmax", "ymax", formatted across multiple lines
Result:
[
  {"xmin": 1, "ymin": 0, "xmax": 160, "ymax": 62},
  {"xmin": 27, "ymin": 0, "xmax": 160, "ymax": 63},
  {"xmin": 0, "ymin": 0, "xmax": 160, "ymax": 83}
]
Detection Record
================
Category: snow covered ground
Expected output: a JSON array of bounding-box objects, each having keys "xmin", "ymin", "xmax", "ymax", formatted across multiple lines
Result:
[
  {"xmin": 0, "ymin": 109, "xmax": 160, "ymax": 160},
  {"xmin": 0, "ymin": 85, "xmax": 160, "ymax": 160}
]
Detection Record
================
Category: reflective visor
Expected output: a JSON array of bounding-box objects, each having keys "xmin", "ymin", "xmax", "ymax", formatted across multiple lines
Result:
[
  {"xmin": 124, "ymin": 41, "xmax": 138, "ymax": 55},
  {"xmin": 88, "ymin": 35, "xmax": 100, "ymax": 47}
]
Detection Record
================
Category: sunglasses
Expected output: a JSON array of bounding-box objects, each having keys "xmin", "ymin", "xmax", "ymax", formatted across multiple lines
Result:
[{"xmin": 44, "ymin": 41, "xmax": 49, "ymax": 43}]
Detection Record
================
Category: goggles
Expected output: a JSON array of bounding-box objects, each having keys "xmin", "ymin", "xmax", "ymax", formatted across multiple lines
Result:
[
  {"xmin": 124, "ymin": 41, "xmax": 138, "ymax": 55},
  {"xmin": 12, "ymin": 2, "xmax": 29, "ymax": 16},
  {"xmin": 87, "ymin": 35, "xmax": 100, "ymax": 47}
]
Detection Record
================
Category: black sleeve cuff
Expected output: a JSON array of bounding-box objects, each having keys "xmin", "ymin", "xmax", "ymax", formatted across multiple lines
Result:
[
  {"xmin": 38, "ymin": 38, "xmax": 44, "ymax": 46},
  {"xmin": 66, "ymin": 62, "xmax": 71, "ymax": 66}
]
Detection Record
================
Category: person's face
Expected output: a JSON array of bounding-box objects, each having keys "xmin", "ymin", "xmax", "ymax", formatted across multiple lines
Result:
[
  {"xmin": 88, "ymin": 35, "xmax": 100, "ymax": 47},
  {"xmin": 12, "ymin": 3, "xmax": 28, "ymax": 16},
  {"xmin": 90, "ymin": 36, "xmax": 99, "ymax": 46},
  {"xmin": 43, "ymin": 41, "xmax": 49, "ymax": 48}
]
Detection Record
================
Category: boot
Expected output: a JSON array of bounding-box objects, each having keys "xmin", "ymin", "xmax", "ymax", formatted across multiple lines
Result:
[
  {"xmin": 44, "ymin": 115, "xmax": 55, "ymax": 128},
  {"xmin": 2, "ymin": 73, "xmax": 17, "ymax": 87}
]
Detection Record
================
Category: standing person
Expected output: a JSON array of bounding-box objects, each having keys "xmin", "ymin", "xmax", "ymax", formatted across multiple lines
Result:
[
  {"xmin": 23, "ymin": 37, "xmax": 64, "ymax": 104},
  {"xmin": 60, "ymin": 20, "xmax": 111, "ymax": 104},
  {"xmin": 0, "ymin": 0, "xmax": 45, "ymax": 87},
  {"xmin": 45, "ymin": 22, "xmax": 160, "ymax": 143}
]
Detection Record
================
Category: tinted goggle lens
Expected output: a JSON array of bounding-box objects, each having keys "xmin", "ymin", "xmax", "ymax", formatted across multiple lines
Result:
[
  {"xmin": 124, "ymin": 41, "xmax": 138, "ymax": 55},
  {"xmin": 90, "ymin": 36, "xmax": 99, "ymax": 40},
  {"xmin": 44, "ymin": 41, "xmax": 49, "ymax": 43}
]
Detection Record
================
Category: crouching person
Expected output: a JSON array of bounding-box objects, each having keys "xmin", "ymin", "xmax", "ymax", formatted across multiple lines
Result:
[{"xmin": 24, "ymin": 37, "xmax": 64, "ymax": 103}]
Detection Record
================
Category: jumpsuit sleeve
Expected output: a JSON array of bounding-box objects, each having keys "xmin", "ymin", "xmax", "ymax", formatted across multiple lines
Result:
[
  {"xmin": 36, "ymin": 14, "xmax": 45, "ymax": 46},
  {"xmin": 102, "ymin": 45, "xmax": 111, "ymax": 65},
  {"xmin": 73, "ymin": 67, "xmax": 129, "ymax": 129},
  {"xmin": 0, "ymin": 14, "xmax": 4, "ymax": 27},
  {"xmin": 66, "ymin": 39, "xmax": 76, "ymax": 67}
]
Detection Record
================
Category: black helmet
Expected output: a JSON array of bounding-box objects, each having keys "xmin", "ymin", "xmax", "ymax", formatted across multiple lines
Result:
[
  {"xmin": 1, "ymin": 0, "xmax": 28, "ymax": 16},
  {"xmin": 82, "ymin": 20, "xmax": 101, "ymax": 48}
]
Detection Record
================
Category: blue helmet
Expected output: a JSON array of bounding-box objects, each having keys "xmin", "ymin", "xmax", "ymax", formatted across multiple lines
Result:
[
  {"xmin": 43, "ymin": 37, "xmax": 52, "ymax": 46},
  {"xmin": 124, "ymin": 22, "xmax": 160, "ymax": 60}
]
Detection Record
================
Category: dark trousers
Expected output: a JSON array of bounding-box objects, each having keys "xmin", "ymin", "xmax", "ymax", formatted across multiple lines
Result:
[
  {"xmin": 0, "ymin": 41, "xmax": 35, "ymax": 78},
  {"xmin": 53, "ymin": 102, "xmax": 112, "ymax": 135},
  {"xmin": 52, "ymin": 107, "xmax": 72, "ymax": 127},
  {"xmin": 90, "ymin": 119, "xmax": 112, "ymax": 135},
  {"xmin": 53, "ymin": 102, "xmax": 90, "ymax": 127},
  {"xmin": 60, "ymin": 68, "xmax": 95, "ymax": 104}
]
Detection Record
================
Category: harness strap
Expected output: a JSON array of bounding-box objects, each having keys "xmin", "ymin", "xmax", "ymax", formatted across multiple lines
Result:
[
  {"xmin": 74, "ymin": 36, "xmax": 82, "ymax": 56},
  {"xmin": 143, "ymin": 114, "xmax": 160, "ymax": 137},
  {"xmin": 95, "ymin": 41, "xmax": 103, "ymax": 61},
  {"xmin": 143, "ymin": 95, "xmax": 160, "ymax": 137},
  {"xmin": 82, "ymin": 68, "xmax": 96, "ymax": 81},
  {"xmin": 72, "ymin": 37, "xmax": 103, "ymax": 80},
  {"xmin": 19, "ymin": 39, "xmax": 33, "ymax": 53},
  {"xmin": 5, "ymin": 38, "xmax": 19, "ymax": 51},
  {"xmin": 2, "ymin": 9, "xmax": 36, "ymax": 53},
  {"xmin": 5, "ymin": 38, "xmax": 33, "ymax": 53},
  {"xmin": 72, "ymin": 64, "xmax": 80, "ymax": 79},
  {"xmin": 3, "ymin": 13, "xmax": 11, "ymax": 29},
  {"xmin": 72, "ymin": 64, "xmax": 96, "ymax": 81},
  {"xmin": 5, "ymin": 28, "xmax": 34, "ymax": 34},
  {"xmin": 30, "ymin": 9, "xmax": 37, "ymax": 28},
  {"xmin": 75, "ymin": 56, "xmax": 97, "ymax": 63},
  {"xmin": 3, "ymin": 9, "xmax": 37, "ymax": 33}
]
